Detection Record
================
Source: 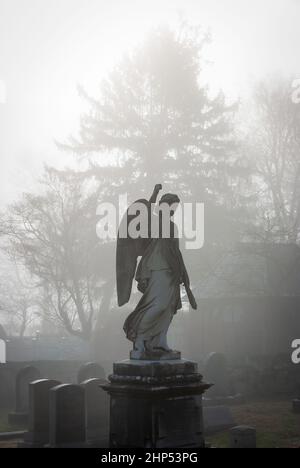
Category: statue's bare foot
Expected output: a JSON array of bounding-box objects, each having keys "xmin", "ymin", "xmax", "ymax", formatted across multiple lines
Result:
[
  {"xmin": 130, "ymin": 347, "xmax": 181, "ymax": 360},
  {"xmin": 144, "ymin": 340, "xmax": 156, "ymax": 353},
  {"xmin": 133, "ymin": 338, "xmax": 146, "ymax": 353}
]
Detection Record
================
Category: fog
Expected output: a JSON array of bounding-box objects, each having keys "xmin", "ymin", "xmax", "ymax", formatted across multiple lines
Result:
[
  {"xmin": 0, "ymin": 0, "xmax": 300, "ymax": 369},
  {"xmin": 1, "ymin": 0, "xmax": 300, "ymax": 203}
]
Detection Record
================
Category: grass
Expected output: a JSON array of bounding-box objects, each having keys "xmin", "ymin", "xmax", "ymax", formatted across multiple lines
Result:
[
  {"xmin": 0, "ymin": 409, "xmax": 26, "ymax": 433},
  {"xmin": 0, "ymin": 409, "xmax": 26, "ymax": 448},
  {"xmin": 206, "ymin": 398, "xmax": 300, "ymax": 448}
]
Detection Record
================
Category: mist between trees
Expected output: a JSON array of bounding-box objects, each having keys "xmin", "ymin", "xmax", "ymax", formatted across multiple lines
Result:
[{"xmin": 0, "ymin": 24, "xmax": 299, "ymax": 343}]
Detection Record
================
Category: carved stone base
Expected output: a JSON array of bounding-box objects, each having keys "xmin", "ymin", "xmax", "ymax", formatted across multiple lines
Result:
[
  {"xmin": 130, "ymin": 349, "xmax": 181, "ymax": 361},
  {"xmin": 102, "ymin": 359, "xmax": 212, "ymax": 448}
]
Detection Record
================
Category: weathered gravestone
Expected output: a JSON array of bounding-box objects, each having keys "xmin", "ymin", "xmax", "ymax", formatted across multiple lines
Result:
[
  {"xmin": 21, "ymin": 379, "xmax": 61, "ymax": 447},
  {"xmin": 0, "ymin": 324, "xmax": 7, "ymax": 340},
  {"xmin": 77, "ymin": 362, "xmax": 105, "ymax": 384},
  {"xmin": 203, "ymin": 406, "xmax": 236, "ymax": 435},
  {"xmin": 49, "ymin": 384, "xmax": 86, "ymax": 447},
  {"xmin": 229, "ymin": 425, "xmax": 256, "ymax": 448},
  {"xmin": 81, "ymin": 378, "xmax": 110, "ymax": 447},
  {"xmin": 9, "ymin": 366, "xmax": 41, "ymax": 424},
  {"xmin": 204, "ymin": 352, "xmax": 230, "ymax": 397}
]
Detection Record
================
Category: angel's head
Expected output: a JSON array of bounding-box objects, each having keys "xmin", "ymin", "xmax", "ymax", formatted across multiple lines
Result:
[{"xmin": 159, "ymin": 193, "xmax": 180, "ymax": 218}]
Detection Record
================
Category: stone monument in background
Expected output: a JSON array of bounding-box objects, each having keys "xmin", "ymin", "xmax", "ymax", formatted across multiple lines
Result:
[{"xmin": 102, "ymin": 185, "xmax": 211, "ymax": 448}]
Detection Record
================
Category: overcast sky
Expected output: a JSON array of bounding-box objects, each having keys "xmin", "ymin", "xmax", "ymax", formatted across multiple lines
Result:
[{"xmin": 0, "ymin": 0, "xmax": 299, "ymax": 204}]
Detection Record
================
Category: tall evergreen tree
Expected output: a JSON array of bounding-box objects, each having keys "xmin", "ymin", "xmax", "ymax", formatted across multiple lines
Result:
[{"xmin": 62, "ymin": 25, "xmax": 246, "ymax": 222}]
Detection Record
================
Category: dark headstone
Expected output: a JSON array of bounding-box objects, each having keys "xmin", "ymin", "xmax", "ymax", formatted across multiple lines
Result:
[
  {"xmin": 113, "ymin": 359, "xmax": 198, "ymax": 379},
  {"xmin": 204, "ymin": 352, "xmax": 230, "ymax": 397},
  {"xmin": 9, "ymin": 366, "xmax": 41, "ymax": 424},
  {"xmin": 81, "ymin": 378, "xmax": 109, "ymax": 447},
  {"xmin": 21, "ymin": 379, "xmax": 61, "ymax": 447},
  {"xmin": 77, "ymin": 362, "xmax": 105, "ymax": 384},
  {"xmin": 229, "ymin": 425, "xmax": 256, "ymax": 448},
  {"xmin": 49, "ymin": 384, "xmax": 86, "ymax": 447},
  {"xmin": 203, "ymin": 406, "xmax": 235, "ymax": 434}
]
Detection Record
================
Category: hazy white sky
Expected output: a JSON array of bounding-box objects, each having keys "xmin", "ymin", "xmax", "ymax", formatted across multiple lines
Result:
[{"xmin": 0, "ymin": 0, "xmax": 299, "ymax": 203}]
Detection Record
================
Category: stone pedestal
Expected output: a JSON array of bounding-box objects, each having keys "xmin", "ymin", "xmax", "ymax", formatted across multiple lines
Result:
[
  {"xmin": 229, "ymin": 426, "xmax": 256, "ymax": 448},
  {"xmin": 102, "ymin": 359, "xmax": 211, "ymax": 449},
  {"xmin": 81, "ymin": 378, "xmax": 110, "ymax": 447},
  {"xmin": 21, "ymin": 379, "xmax": 61, "ymax": 448}
]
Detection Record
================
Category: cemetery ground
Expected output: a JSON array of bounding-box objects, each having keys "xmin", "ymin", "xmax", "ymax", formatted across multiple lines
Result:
[
  {"xmin": 0, "ymin": 408, "xmax": 26, "ymax": 432},
  {"xmin": 0, "ymin": 409, "xmax": 25, "ymax": 448},
  {"xmin": 0, "ymin": 397, "xmax": 299, "ymax": 448},
  {"xmin": 207, "ymin": 397, "xmax": 300, "ymax": 448}
]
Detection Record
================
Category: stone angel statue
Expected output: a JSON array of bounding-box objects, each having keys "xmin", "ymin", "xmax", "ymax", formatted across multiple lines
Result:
[{"xmin": 116, "ymin": 184, "xmax": 197, "ymax": 359}]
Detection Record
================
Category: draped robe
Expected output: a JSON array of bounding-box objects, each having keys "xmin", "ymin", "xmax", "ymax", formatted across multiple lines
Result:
[{"xmin": 123, "ymin": 234, "xmax": 185, "ymax": 346}]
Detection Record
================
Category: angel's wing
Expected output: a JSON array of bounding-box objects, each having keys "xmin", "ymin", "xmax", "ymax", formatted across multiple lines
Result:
[{"xmin": 116, "ymin": 199, "xmax": 150, "ymax": 306}]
